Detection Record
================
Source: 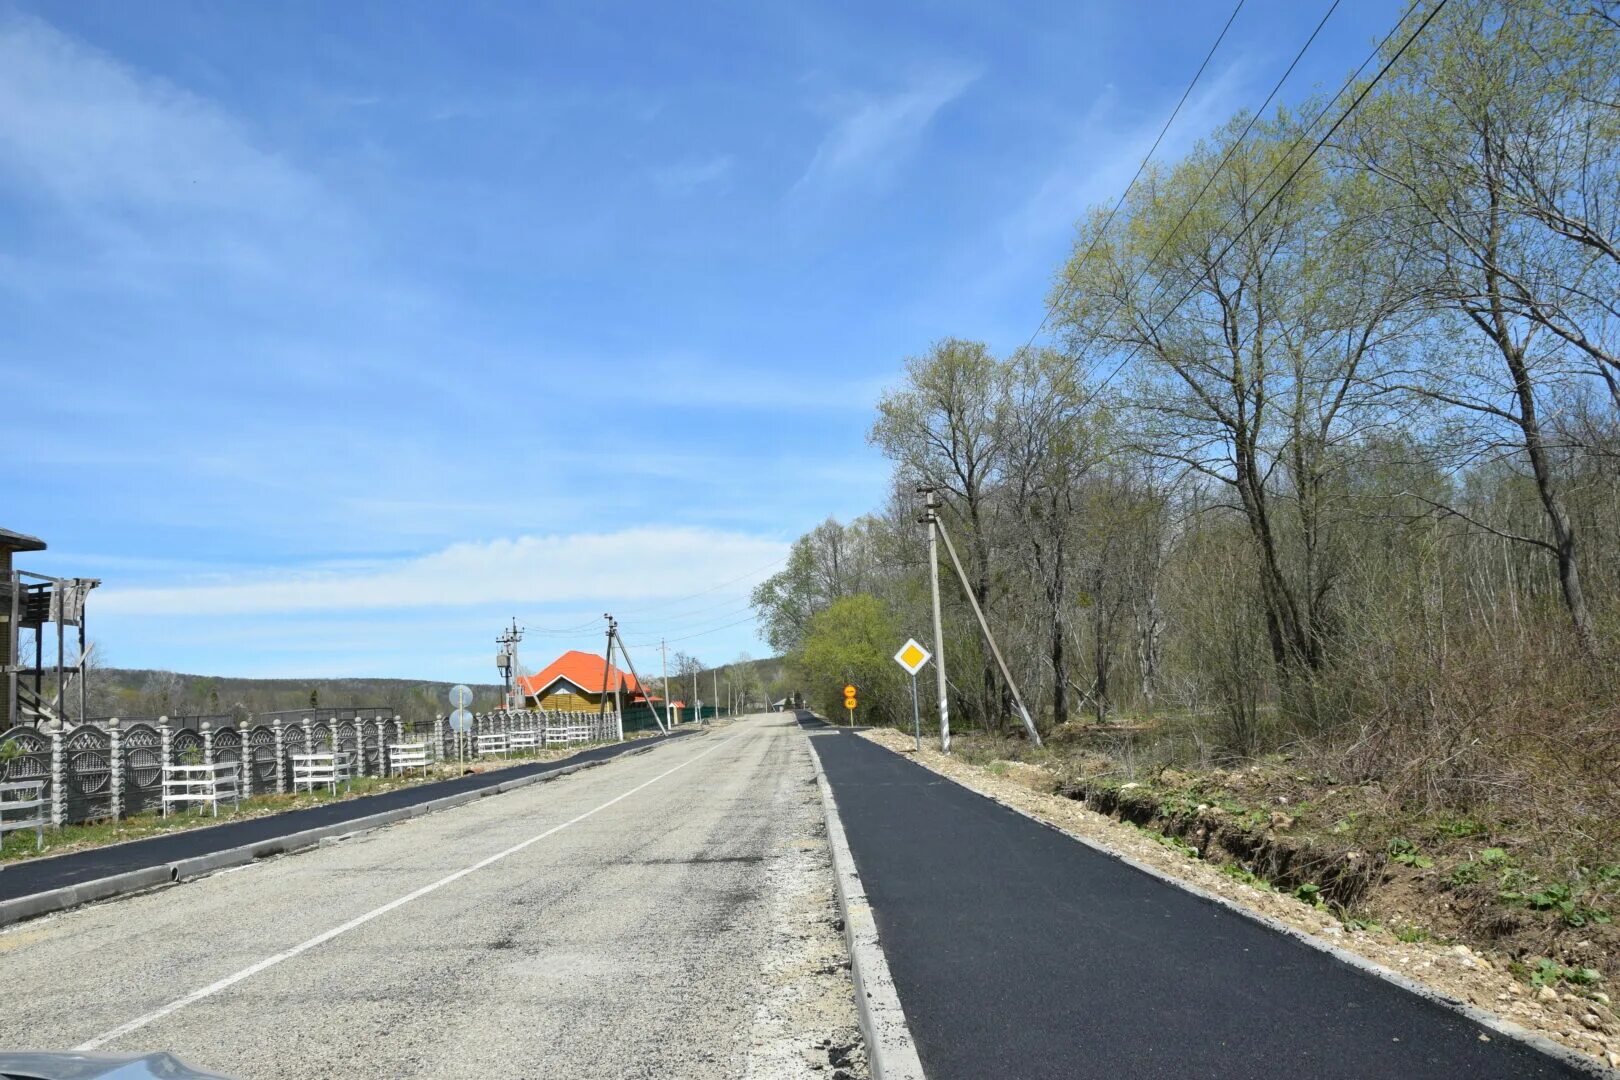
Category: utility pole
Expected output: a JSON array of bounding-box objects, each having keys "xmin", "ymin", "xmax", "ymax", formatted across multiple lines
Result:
[
  {"xmin": 608, "ymin": 623, "xmax": 666, "ymax": 735},
  {"xmin": 598, "ymin": 615, "xmax": 616, "ymax": 723},
  {"xmin": 920, "ymin": 487, "xmax": 951, "ymax": 752},
  {"xmin": 496, "ymin": 617, "xmax": 523, "ymax": 710},
  {"xmin": 935, "ymin": 516, "xmax": 1043, "ymax": 747},
  {"xmin": 661, "ymin": 638, "xmax": 671, "ymax": 724},
  {"xmin": 713, "ymin": 667, "xmax": 719, "ymax": 720}
]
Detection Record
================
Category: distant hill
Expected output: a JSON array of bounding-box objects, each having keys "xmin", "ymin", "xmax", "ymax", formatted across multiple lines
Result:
[
  {"xmin": 76, "ymin": 654, "xmax": 788, "ymax": 726},
  {"xmin": 84, "ymin": 668, "xmax": 503, "ymax": 726}
]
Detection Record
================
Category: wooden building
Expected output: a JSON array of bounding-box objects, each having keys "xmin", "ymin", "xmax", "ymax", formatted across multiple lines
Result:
[
  {"xmin": 516, "ymin": 650, "xmax": 657, "ymax": 712},
  {"xmin": 2, "ymin": 526, "xmax": 99, "ymax": 728},
  {"xmin": 1, "ymin": 527, "xmax": 47, "ymax": 728}
]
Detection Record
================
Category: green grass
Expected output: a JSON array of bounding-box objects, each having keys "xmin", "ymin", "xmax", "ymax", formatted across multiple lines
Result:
[{"xmin": 1220, "ymin": 863, "xmax": 1273, "ymax": 890}]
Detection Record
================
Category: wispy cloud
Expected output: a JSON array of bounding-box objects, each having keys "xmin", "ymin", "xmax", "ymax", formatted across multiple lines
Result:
[
  {"xmin": 794, "ymin": 64, "xmax": 980, "ymax": 195},
  {"xmin": 652, "ymin": 153, "xmax": 735, "ymax": 193},
  {"xmin": 1003, "ymin": 60, "xmax": 1250, "ymax": 248},
  {"xmin": 923, "ymin": 59, "xmax": 1254, "ymax": 331},
  {"xmin": 594, "ymin": 352, "xmax": 887, "ymax": 412},
  {"xmin": 0, "ymin": 12, "xmax": 349, "ymax": 294},
  {"xmin": 95, "ymin": 527, "xmax": 789, "ymax": 616}
]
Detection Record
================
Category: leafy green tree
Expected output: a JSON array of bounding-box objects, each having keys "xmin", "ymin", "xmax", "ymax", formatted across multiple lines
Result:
[
  {"xmin": 789, "ymin": 595, "xmax": 908, "ymax": 724},
  {"xmin": 1339, "ymin": 0, "xmax": 1617, "ymax": 653}
]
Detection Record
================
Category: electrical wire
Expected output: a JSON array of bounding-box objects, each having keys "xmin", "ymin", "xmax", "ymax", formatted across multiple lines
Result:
[
  {"xmin": 1026, "ymin": 0, "xmax": 1249, "ymax": 349},
  {"xmin": 1062, "ymin": 0, "xmax": 1446, "ymax": 405},
  {"xmin": 621, "ymin": 612, "xmax": 761, "ymax": 649},
  {"xmin": 1051, "ymin": 0, "xmax": 1343, "ymax": 374},
  {"xmin": 605, "ymin": 553, "xmax": 789, "ymax": 618}
]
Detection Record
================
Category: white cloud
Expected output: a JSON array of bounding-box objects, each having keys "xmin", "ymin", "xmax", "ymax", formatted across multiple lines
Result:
[
  {"xmin": 95, "ymin": 527, "xmax": 789, "ymax": 616},
  {"xmin": 795, "ymin": 65, "xmax": 979, "ymax": 194}
]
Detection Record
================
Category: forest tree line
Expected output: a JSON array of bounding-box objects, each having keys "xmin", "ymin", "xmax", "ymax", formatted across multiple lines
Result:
[{"xmin": 753, "ymin": 0, "xmax": 1619, "ymax": 814}]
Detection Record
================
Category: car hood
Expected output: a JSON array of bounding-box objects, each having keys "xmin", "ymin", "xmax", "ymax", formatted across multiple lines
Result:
[{"xmin": 0, "ymin": 1052, "xmax": 235, "ymax": 1080}]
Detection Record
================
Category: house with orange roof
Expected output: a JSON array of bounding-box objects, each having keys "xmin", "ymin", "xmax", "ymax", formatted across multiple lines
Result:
[{"xmin": 516, "ymin": 649, "xmax": 658, "ymax": 712}]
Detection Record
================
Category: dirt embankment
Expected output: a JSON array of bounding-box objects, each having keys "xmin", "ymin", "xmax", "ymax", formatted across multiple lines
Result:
[{"xmin": 859, "ymin": 727, "xmax": 1620, "ymax": 1073}]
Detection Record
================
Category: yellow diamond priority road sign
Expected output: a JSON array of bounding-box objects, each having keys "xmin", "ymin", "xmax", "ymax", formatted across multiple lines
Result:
[{"xmin": 894, "ymin": 638, "xmax": 931, "ymax": 676}]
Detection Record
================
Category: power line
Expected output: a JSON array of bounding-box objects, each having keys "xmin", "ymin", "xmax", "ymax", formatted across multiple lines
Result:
[
  {"xmin": 1067, "ymin": 0, "xmax": 1446, "ymax": 405},
  {"xmin": 629, "ymin": 590, "xmax": 764, "ymax": 626},
  {"xmin": 606, "ymin": 553, "xmax": 790, "ymax": 618},
  {"xmin": 1026, "ymin": 0, "xmax": 1249, "ymax": 350},
  {"xmin": 508, "ymin": 552, "xmax": 787, "ymax": 640},
  {"xmin": 516, "ymin": 616, "xmax": 602, "ymax": 636},
  {"xmin": 1052, "ymin": 0, "xmax": 1343, "ymax": 371},
  {"xmin": 622, "ymin": 598, "xmax": 759, "ymax": 637},
  {"xmin": 621, "ymin": 613, "xmax": 760, "ymax": 650}
]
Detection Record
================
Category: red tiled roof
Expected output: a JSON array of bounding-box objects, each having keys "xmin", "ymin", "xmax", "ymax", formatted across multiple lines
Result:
[{"xmin": 517, "ymin": 650, "xmax": 642, "ymax": 699}]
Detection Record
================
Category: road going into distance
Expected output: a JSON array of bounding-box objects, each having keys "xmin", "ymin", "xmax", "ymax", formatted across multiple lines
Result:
[
  {"xmin": 0, "ymin": 716, "xmax": 865, "ymax": 1079},
  {"xmin": 3, "ymin": 713, "xmax": 1609, "ymax": 1078}
]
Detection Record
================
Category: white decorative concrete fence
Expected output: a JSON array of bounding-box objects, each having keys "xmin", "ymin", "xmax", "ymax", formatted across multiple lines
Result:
[
  {"xmin": 425, "ymin": 709, "xmax": 622, "ymax": 762},
  {"xmin": 0, "ymin": 709, "xmax": 401, "ymax": 830},
  {"xmin": 0, "ymin": 704, "xmax": 633, "ymax": 834}
]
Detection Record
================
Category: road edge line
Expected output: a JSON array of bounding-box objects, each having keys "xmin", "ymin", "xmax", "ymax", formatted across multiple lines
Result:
[
  {"xmin": 0, "ymin": 733, "xmax": 698, "ymax": 932},
  {"xmin": 856, "ymin": 732, "xmax": 1618, "ymax": 1080},
  {"xmin": 806, "ymin": 735, "xmax": 928, "ymax": 1080}
]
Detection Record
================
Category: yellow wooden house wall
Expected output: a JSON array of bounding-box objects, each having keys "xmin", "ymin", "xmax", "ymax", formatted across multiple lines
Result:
[{"xmin": 537, "ymin": 688, "xmax": 598, "ymax": 711}]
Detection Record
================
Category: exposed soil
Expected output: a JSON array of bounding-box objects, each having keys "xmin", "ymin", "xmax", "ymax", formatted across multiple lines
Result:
[{"xmin": 860, "ymin": 726, "xmax": 1620, "ymax": 1073}]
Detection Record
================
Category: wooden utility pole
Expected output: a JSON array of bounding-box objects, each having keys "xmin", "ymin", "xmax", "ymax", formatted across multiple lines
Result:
[
  {"xmin": 935, "ymin": 516, "xmax": 1042, "ymax": 746},
  {"xmin": 661, "ymin": 638, "xmax": 671, "ymax": 724},
  {"xmin": 921, "ymin": 488, "xmax": 951, "ymax": 752},
  {"xmin": 609, "ymin": 623, "xmax": 667, "ymax": 735},
  {"xmin": 598, "ymin": 615, "xmax": 616, "ymax": 723}
]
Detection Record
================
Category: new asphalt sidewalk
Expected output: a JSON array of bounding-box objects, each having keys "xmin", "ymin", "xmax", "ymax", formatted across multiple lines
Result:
[
  {"xmin": 0, "ymin": 729, "xmax": 698, "ymax": 907},
  {"xmin": 805, "ymin": 722, "xmax": 1604, "ymax": 1079}
]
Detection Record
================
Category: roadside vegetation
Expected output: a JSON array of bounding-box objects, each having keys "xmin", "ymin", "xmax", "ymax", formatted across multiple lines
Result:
[{"xmin": 754, "ymin": 0, "xmax": 1619, "ymax": 996}]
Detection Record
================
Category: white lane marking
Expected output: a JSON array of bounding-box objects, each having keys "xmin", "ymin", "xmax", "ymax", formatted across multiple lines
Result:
[{"xmin": 76, "ymin": 736, "xmax": 733, "ymax": 1051}]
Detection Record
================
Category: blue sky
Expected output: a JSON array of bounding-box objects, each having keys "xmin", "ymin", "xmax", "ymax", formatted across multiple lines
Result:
[{"xmin": 2, "ymin": 0, "xmax": 1401, "ymax": 681}]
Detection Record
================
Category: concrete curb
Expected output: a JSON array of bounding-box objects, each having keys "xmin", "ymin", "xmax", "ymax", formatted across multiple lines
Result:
[
  {"xmin": 0, "ymin": 734, "xmax": 693, "ymax": 931},
  {"xmin": 858, "ymin": 733, "xmax": 1619, "ymax": 1080},
  {"xmin": 806, "ymin": 734, "xmax": 927, "ymax": 1080}
]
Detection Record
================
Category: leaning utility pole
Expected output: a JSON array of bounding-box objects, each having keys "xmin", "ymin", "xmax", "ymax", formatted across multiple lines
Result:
[
  {"xmin": 609, "ymin": 625, "xmax": 667, "ymax": 735},
  {"xmin": 934, "ymin": 516, "xmax": 1043, "ymax": 747},
  {"xmin": 920, "ymin": 487, "xmax": 951, "ymax": 752}
]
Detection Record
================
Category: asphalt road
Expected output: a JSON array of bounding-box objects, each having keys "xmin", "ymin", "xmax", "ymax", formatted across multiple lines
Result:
[
  {"xmin": 807, "ymin": 720, "xmax": 1598, "ymax": 1080},
  {"xmin": 0, "ymin": 715, "xmax": 866, "ymax": 1080},
  {"xmin": 0, "ymin": 729, "xmax": 699, "ymax": 902}
]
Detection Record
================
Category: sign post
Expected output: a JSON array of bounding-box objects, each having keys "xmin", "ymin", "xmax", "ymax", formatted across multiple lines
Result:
[
  {"xmin": 448, "ymin": 685, "xmax": 473, "ymax": 768},
  {"xmin": 842, "ymin": 684, "xmax": 857, "ymax": 725},
  {"xmin": 893, "ymin": 640, "xmax": 932, "ymax": 753}
]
